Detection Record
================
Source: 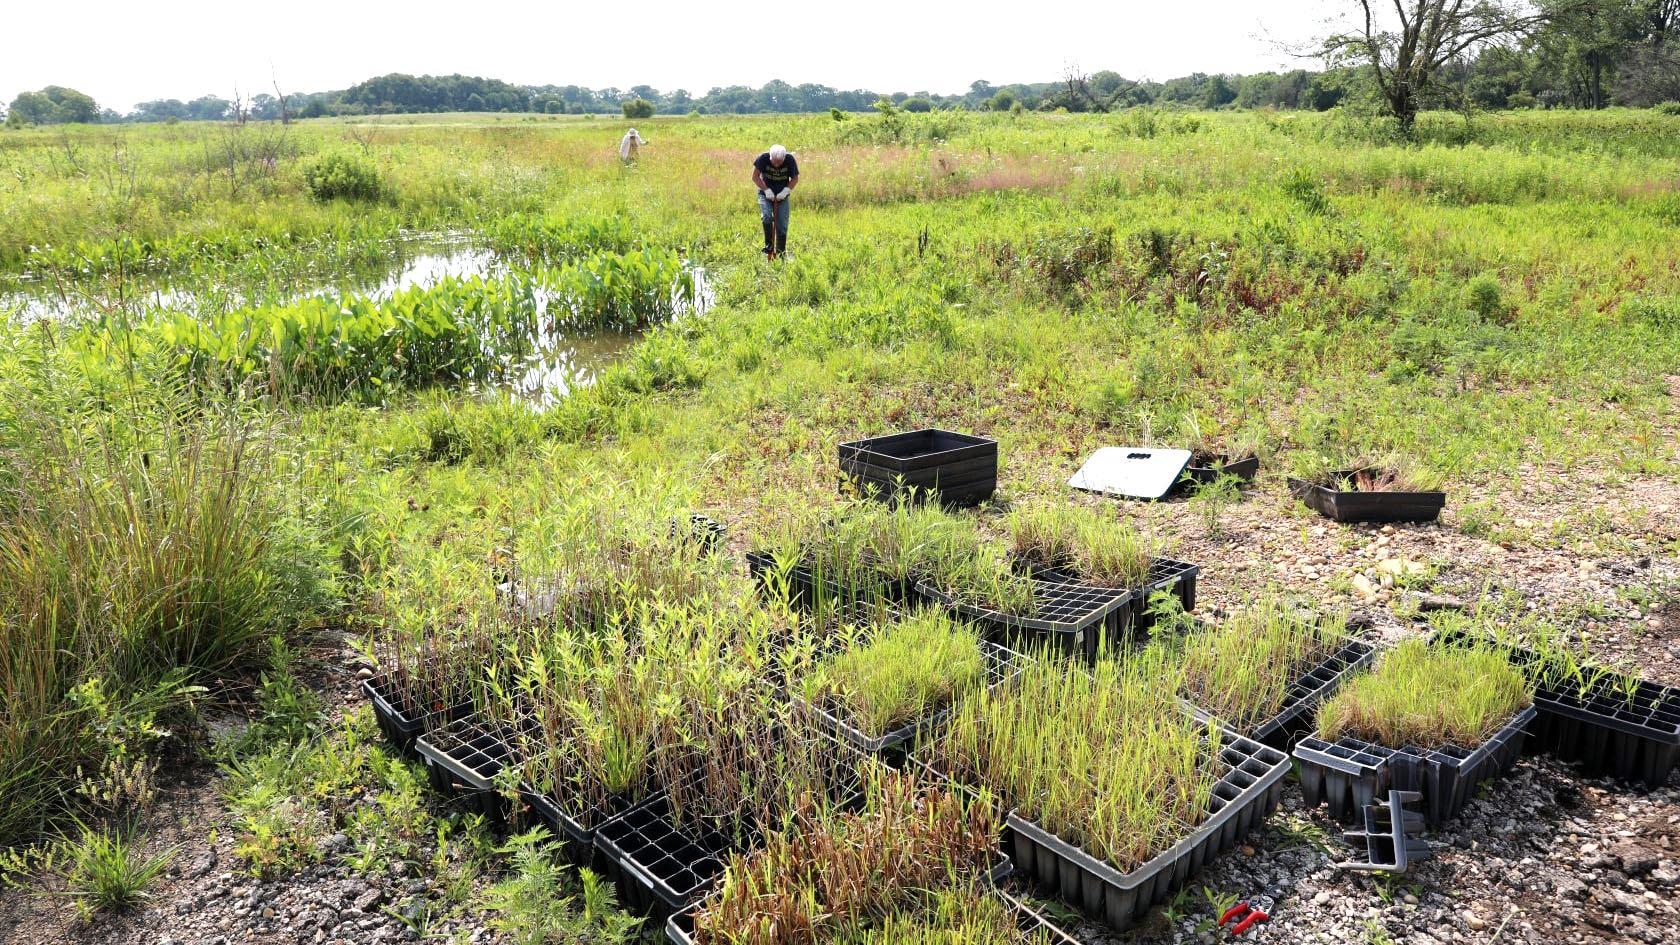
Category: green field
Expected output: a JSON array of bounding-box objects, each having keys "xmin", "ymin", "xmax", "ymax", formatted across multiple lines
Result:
[{"xmin": 2, "ymin": 107, "xmax": 1678, "ymax": 937}]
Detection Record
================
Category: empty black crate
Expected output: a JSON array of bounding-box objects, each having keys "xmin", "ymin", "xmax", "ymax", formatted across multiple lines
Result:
[
  {"xmin": 1294, "ymin": 704, "xmax": 1535, "ymax": 826},
  {"xmin": 1175, "ymin": 454, "xmax": 1260, "ymax": 493},
  {"xmin": 839, "ymin": 428, "xmax": 997, "ymax": 507}
]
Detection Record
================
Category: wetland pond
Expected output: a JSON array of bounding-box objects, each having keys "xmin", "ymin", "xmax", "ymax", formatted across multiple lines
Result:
[{"xmin": 0, "ymin": 232, "xmax": 711, "ymax": 402}]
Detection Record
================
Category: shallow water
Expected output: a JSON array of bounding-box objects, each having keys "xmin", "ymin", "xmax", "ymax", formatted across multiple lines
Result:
[{"xmin": 0, "ymin": 233, "xmax": 710, "ymax": 402}]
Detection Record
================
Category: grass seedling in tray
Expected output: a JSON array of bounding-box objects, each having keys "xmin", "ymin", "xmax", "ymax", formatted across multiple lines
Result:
[
  {"xmin": 921, "ymin": 648, "xmax": 1288, "ymax": 928},
  {"xmin": 1315, "ymin": 638, "xmax": 1531, "ymax": 747},
  {"xmin": 1177, "ymin": 599, "xmax": 1370, "ymax": 744},
  {"xmin": 1006, "ymin": 501, "xmax": 1154, "ymax": 588},
  {"xmin": 680, "ymin": 766, "xmax": 1004, "ymax": 944},
  {"xmin": 1297, "ymin": 637, "xmax": 1536, "ymax": 824},
  {"xmin": 795, "ymin": 608, "xmax": 1027, "ymax": 753}
]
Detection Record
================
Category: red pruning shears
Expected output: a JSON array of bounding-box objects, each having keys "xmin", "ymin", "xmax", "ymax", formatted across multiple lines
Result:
[{"xmin": 1218, "ymin": 896, "xmax": 1273, "ymax": 937}]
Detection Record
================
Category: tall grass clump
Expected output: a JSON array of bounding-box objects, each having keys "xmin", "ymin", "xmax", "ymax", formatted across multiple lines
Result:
[
  {"xmin": 1316, "ymin": 639, "xmax": 1532, "ymax": 747},
  {"xmin": 0, "ymin": 363, "xmax": 336, "ymax": 844},
  {"xmin": 798, "ymin": 610, "xmax": 988, "ymax": 739},
  {"xmin": 926, "ymin": 651, "xmax": 1221, "ymax": 873},
  {"xmin": 691, "ymin": 768, "xmax": 1001, "ymax": 944},
  {"xmin": 1178, "ymin": 599, "xmax": 1346, "ymax": 729},
  {"xmin": 1005, "ymin": 502, "xmax": 1155, "ymax": 587}
]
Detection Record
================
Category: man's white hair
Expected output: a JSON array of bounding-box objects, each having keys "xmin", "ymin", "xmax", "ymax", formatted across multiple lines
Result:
[{"xmin": 769, "ymin": 144, "xmax": 787, "ymax": 159}]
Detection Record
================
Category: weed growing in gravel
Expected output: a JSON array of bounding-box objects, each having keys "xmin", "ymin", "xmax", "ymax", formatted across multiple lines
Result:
[
  {"xmin": 62, "ymin": 827, "xmax": 179, "ymax": 918},
  {"xmin": 1316, "ymin": 639, "xmax": 1532, "ymax": 747},
  {"xmin": 483, "ymin": 828, "xmax": 642, "ymax": 945}
]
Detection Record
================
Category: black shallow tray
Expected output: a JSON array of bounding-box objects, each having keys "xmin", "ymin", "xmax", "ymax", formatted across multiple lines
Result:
[
  {"xmin": 1188, "ymin": 637, "xmax": 1377, "ymax": 751},
  {"xmin": 916, "ymin": 580, "xmax": 1131, "ymax": 663},
  {"xmin": 1005, "ymin": 731, "xmax": 1290, "ymax": 931},
  {"xmin": 1288, "ymin": 470, "xmax": 1446, "ymax": 524},
  {"xmin": 520, "ymin": 782, "xmax": 636, "ymax": 869},
  {"xmin": 744, "ymin": 550, "xmax": 913, "ymax": 611},
  {"xmin": 1294, "ymin": 704, "xmax": 1536, "ymax": 826},
  {"xmin": 1026, "ymin": 556, "xmax": 1198, "ymax": 640},
  {"xmin": 593, "ymin": 742, "xmax": 870, "ymax": 925},
  {"xmin": 797, "ymin": 639, "xmax": 1032, "ymax": 756},
  {"xmin": 1430, "ymin": 630, "xmax": 1680, "ymax": 787}
]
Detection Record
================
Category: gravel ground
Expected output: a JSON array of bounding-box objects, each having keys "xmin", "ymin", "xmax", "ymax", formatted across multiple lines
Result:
[{"xmin": 3, "ymin": 461, "xmax": 1677, "ymax": 945}]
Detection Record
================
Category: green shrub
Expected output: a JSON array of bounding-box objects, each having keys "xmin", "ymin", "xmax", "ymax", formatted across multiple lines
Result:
[
  {"xmin": 1654, "ymin": 101, "xmax": 1680, "ymax": 116},
  {"xmin": 621, "ymin": 98, "xmax": 655, "ymax": 120},
  {"xmin": 303, "ymin": 152, "xmax": 384, "ymax": 202}
]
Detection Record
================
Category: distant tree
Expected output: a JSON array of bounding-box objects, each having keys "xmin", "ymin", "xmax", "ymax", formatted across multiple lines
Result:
[
  {"xmin": 187, "ymin": 95, "xmax": 233, "ymax": 121},
  {"xmin": 465, "ymin": 92, "xmax": 486, "ymax": 111},
  {"xmin": 622, "ymin": 97, "xmax": 655, "ymax": 118},
  {"xmin": 1201, "ymin": 74, "xmax": 1239, "ymax": 107},
  {"xmin": 988, "ymin": 89, "xmax": 1018, "ymax": 111},
  {"xmin": 1320, "ymin": 0, "xmax": 1548, "ymax": 132},
  {"xmin": 901, "ymin": 95, "xmax": 934, "ymax": 112},
  {"xmin": 8, "ymin": 86, "xmax": 100, "ymax": 124}
]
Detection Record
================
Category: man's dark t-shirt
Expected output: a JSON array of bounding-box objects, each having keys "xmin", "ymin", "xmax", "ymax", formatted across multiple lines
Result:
[{"xmin": 754, "ymin": 152, "xmax": 799, "ymax": 191}]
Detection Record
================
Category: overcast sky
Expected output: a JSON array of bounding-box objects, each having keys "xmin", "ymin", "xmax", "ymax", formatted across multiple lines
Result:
[{"xmin": 6, "ymin": 1, "xmax": 1341, "ymax": 112}]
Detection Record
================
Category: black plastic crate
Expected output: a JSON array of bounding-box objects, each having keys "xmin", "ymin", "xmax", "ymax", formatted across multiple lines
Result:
[
  {"xmin": 1134, "ymin": 557, "xmax": 1201, "ymax": 631},
  {"xmin": 1186, "ymin": 637, "xmax": 1378, "ymax": 751},
  {"xmin": 1175, "ymin": 454, "xmax": 1259, "ymax": 494},
  {"xmin": 670, "ymin": 513, "xmax": 726, "ymax": 553},
  {"xmin": 745, "ymin": 549, "xmax": 913, "ymax": 612},
  {"xmin": 839, "ymin": 428, "xmax": 998, "ymax": 507},
  {"xmin": 415, "ymin": 714, "xmax": 514, "ymax": 819},
  {"xmin": 1287, "ymin": 469, "xmax": 1446, "ymax": 524},
  {"xmin": 1429, "ymin": 630, "xmax": 1680, "ymax": 788},
  {"xmin": 915, "ymin": 579, "xmax": 1131, "ymax": 663},
  {"xmin": 1294, "ymin": 704, "xmax": 1535, "ymax": 826},
  {"xmin": 1005, "ymin": 732, "xmax": 1290, "ymax": 932},
  {"xmin": 1024, "ymin": 556, "xmax": 1198, "ymax": 642},
  {"xmin": 797, "ymin": 639, "xmax": 1033, "ymax": 756}
]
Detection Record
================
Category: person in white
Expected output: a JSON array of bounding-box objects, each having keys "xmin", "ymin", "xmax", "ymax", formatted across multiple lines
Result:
[{"xmin": 619, "ymin": 128, "xmax": 648, "ymax": 163}]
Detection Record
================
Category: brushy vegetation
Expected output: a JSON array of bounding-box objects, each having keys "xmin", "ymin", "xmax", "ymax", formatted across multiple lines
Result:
[
  {"xmin": 1177, "ymin": 599, "xmax": 1347, "ymax": 729},
  {"xmin": 1316, "ymin": 639, "xmax": 1533, "ymax": 747}
]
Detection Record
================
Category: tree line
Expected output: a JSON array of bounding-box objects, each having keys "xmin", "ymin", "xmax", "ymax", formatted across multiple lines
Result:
[{"xmin": 5, "ymin": 2, "xmax": 1677, "ymax": 128}]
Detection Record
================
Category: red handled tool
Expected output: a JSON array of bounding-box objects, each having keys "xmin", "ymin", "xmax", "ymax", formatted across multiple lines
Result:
[{"xmin": 1218, "ymin": 896, "xmax": 1273, "ymax": 937}]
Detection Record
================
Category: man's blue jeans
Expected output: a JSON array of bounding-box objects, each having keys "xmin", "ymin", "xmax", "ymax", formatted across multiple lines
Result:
[{"xmin": 758, "ymin": 193, "xmax": 789, "ymax": 252}]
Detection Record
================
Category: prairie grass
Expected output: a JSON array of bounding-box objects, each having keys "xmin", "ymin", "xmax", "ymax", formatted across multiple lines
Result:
[
  {"xmin": 1316, "ymin": 639, "xmax": 1532, "ymax": 747},
  {"xmin": 799, "ymin": 610, "xmax": 988, "ymax": 738},
  {"xmin": 928, "ymin": 650, "xmax": 1221, "ymax": 873},
  {"xmin": 1006, "ymin": 501, "xmax": 1156, "ymax": 587},
  {"xmin": 692, "ymin": 768, "xmax": 999, "ymax": 944},
  {"xmin": 1178, "ymin": 600, "xmax": 1346, "ymax": 729}
]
